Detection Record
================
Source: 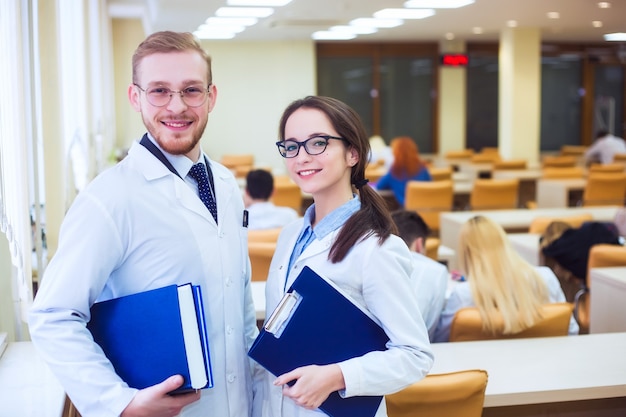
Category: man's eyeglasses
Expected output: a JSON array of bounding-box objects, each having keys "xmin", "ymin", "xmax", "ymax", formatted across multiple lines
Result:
[
  {"xmin": 276, "ymin": 135, "xmax": 347, "ymax": 158},
  {"xmin": 133, "ymin": 84, "xmax": 211, "ymax": 107}
]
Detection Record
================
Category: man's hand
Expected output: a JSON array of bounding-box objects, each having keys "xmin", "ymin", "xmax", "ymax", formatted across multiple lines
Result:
[{"xmin": 121, "ymin": 375, "xmax": 201, "ymax": 417}]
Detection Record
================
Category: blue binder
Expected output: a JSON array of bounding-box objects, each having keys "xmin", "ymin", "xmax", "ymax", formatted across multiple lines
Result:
[
  {"xmin": 248, "ymin": 266, "xmax": 389, "ymax": 417},
  {"xmin": 88, "ymin": 283, "xmax": 213, "ymax": 394}
]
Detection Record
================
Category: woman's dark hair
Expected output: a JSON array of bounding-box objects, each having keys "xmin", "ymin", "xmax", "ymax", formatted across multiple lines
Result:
[{"xmin": 278, "ymin": 95, "xmax": 397, "ymax": 263}]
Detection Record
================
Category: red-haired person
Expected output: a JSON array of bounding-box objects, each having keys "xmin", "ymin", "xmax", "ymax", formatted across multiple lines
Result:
[{"xmin": 375, "ymin": 136, "xmax": 431, "ymax": 206}]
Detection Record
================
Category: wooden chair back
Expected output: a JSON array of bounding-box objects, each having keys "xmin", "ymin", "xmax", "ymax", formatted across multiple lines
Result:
[
  {"xmin": 385, "ymin": 369, "xmax": 488, "ymax": 417},
  {"xmin": 588, "ymin": 163, "xmax": 625, "ymax": 174},
  {"xmin": 560, "ymin": 145, "xmax": 587, "ymax": 156},
  {"xmin": 272, "ymin": 176, "xmax": 303, "ymax": 213},
  {"xmin": 449, "ymin": 303, "xmax": 574, "ymax": 342},
  {"xmin": 493, "ymin": 159, "xmax": 527, "ymax": 170},
  {"xmin": 404, "ymin": 181, "xmax": 454, "ymax": 232},
  {"xmin": 220, "ymin": 154, "xmax": 254, "ymax": 178},
  {"xmin": 425, "ymin": 237, "xmax": 440, "ymax": 261},
  {"xmin": 541, "ymin": 167, "xmax": 585, "ymax": 179},
  {"xmin": 582, "ymin": 173, "xmax": 626, "ymax": 206},
  {"xmin": 248, "ymin": 228, "xmax": 282, "ymax": 243},
  {"xmin": 444, "ymin": 149, "xmax": 474, "ymax": 160},
  {"xmin": 248, "ymin": 241, "xmax": 276, "ymax": 281},
  {"xmin": 428, "ymin": 166, "xmax": 453, "ymax": 181},
  {"xmin": 62, "ymin": 395, "xmax": 82, "ymax": 417},
  {"xmin": 542, "ymin": 155, "xmax": 577, "ymax": 168},
  {"xmin": 471, "ymin": 152, "xmax": 500, "ymax": 163},
  {"xmin": 469, "ymin": 179, "xmax": 519, "ymax": 210}
]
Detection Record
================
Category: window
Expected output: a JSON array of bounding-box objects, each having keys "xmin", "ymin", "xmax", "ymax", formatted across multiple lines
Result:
[{"xmin": 317, "ymin": 43, "xmax": 437, "ymax": 152}]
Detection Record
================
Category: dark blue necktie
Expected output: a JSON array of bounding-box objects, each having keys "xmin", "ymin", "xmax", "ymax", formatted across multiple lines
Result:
[{"xmin": 189, "ymin": 163, "xmax": 218, "ymax": 223}]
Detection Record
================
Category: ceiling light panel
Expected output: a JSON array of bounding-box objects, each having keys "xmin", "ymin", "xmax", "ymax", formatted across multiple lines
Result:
[
  {"xmin": 374, "ymin": 8, "xmax": 435, "ymax": 20},
  {"xmin": 350, "ymin": 18, "xmax": 403, "ymax": 28},
  {"xmin": 227, "ymin": 0, "xmax": 291, "ymax": 5},
  {"xmin": 404, "ymin": 0, "xmax": 474, "ymax": 9},
  {"xmin": 215, "ymin": 7, "xmax": 274, "ymax": 18}
]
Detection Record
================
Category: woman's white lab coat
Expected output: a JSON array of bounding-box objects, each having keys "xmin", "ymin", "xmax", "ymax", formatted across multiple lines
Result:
[{"xmin": 258, "ymin": 219, "xmax": 434, "ymax": 416}]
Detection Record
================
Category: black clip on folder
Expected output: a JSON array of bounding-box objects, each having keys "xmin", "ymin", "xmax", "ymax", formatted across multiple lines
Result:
[{"xmin": 248, "ymin": 266, "xmax": 389, "ymax": 417}]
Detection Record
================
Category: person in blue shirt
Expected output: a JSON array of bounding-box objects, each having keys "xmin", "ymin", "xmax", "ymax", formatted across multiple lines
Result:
[
  {"xmin": 375, "ymin": 136, "xmax": 431, "ymax": 206},
  {"xmin": 258, "ymin": 96, "xmax": 433, "ymax": 416}
]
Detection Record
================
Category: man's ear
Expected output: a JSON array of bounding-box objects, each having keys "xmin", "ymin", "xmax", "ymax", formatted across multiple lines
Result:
[{"xmin": 128, "ymin": 84, "xmax": 141, "ymax": 112}]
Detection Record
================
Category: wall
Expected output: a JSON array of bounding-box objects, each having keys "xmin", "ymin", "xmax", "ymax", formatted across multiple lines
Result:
[{"xmin": 111, "ymin": 19, "xmax": 317, "ymax": 175}]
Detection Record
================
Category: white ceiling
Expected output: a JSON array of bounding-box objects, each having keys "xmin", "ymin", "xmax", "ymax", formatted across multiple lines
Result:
[{"xmin": 108, "ymin": 0, "xmax": 626, "ymax": 43}]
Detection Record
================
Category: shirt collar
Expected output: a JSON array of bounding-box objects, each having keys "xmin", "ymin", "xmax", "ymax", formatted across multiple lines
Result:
[{"xmin": 303, "ymin": 195, "xmax": 361, "ymax": 240}]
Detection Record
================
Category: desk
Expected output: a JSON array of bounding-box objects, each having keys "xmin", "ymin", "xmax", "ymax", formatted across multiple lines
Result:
[
  {"xmin": 590, "ymin": 267, "xmax": 626, "ymax": 334},
  {"xmin": 536, "ymin": 178, "xmax": 586, "ymax": 208},
  {"xmin": 430, "ymin": 333, "xmax": 626, "ymax": 415},
  {"xmin": 508, "ymin": 233, "xmax": 541, "ymax": 265},
  {"xmin": 439, "ymin": 206, "xmax": 619, "ymax": 250},
  {"xmin": 0, "ymin": 341, "xmax": 65, "ymax": 417}
]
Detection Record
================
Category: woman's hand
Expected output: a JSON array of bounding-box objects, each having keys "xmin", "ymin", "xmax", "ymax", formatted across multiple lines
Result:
[
  {"xmin": 121, "ymin": 375, "xmax": 201, "ymax": 417},
  {"xmin": 274, "ymin": 364, "xmax": 345, "ymax": 410}
]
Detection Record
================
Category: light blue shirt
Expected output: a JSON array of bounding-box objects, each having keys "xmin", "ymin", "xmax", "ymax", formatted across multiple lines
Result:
[{"xmin": 286, "ymin": 196, "xmax": 361, "ymax": 280}]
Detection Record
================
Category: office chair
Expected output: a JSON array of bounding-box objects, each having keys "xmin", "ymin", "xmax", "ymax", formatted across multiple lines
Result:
[
  {"xmin": 449, "ymin": 303, "xmax": 573, "ymax": 342},
  {"xmin": 582, "ymin": 173, "xmax": 626, "ymax": 206},
  {"xmin": 385, "ymin": 369, "xmax": 488, "ymax": 417},
  {"xmin": 574, "ymin": 244, "xmax": 626, "ymax": 333},
  {"xmin": 528, "ymin": 213, "xmax": 593, "ymax": 234},
  {"xmin": 469, "ymin": 178, "xmax": 519, "ymax": 210},
  {"xmin": 404, "ymin": 180, "xmax": 453, "ymax": 234},
  {"xmin": 248, "ymin": 241, "xmax": 276, "ymax": 281}
]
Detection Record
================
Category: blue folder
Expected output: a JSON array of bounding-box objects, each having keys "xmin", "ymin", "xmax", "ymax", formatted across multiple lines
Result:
[
  {"xmin": 248, "ymin": 266, "xmax": 389, "ymax": 417},
  {"xmin": 88, "ymin": 283, "xmax": 213, "ymax": 394}
]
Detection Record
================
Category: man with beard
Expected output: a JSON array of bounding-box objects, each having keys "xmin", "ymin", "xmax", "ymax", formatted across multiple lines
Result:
[{"xmin": 29, "ymin": 31, "xmax": 260, "ymax": 417}]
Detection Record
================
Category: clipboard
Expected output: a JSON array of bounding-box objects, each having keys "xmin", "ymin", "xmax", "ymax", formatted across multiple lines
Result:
[{"xmin": 248, "ymin": 266, "xmax": 389, "ymax": 417}]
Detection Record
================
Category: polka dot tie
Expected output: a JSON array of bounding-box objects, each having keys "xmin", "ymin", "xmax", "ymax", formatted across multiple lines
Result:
[{"xmin": 189, "ymin": 163, "xmax": 218, "ymax": 223}]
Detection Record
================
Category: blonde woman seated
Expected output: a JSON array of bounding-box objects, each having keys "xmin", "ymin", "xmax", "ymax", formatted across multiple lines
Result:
[{"xmin": 432, "ymin": 216, "xmax": 579, "ymax": 343}]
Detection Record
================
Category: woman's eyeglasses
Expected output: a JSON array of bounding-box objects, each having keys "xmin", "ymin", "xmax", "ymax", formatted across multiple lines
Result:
[{"xmin": 276, "ymin": 135, "xmax": 346, "ymax": 158}]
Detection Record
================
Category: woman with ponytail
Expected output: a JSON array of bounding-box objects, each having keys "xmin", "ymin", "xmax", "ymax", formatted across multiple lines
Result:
[{"xmin": 257, "ymin": 96, "xmax": 433, "ymax": 416}]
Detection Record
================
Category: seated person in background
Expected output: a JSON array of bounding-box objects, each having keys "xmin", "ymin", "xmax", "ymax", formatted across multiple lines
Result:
[
  {"xmin": 539, "ymin": 221, "xmax": 582, "ymax": 303},
  {"xmin": 392, "ymin": 209, "xmax": 448, "ymax": 341},
  {"xmin": 541, "ymin": 220, "xmax": 621, "ymax": 301},
  {"xmin": 376, "ymin": 136, "xmax": 431, "ymax": 206},
  {"xmin": 432, "ymin": 215, "xmax": 579, "ymax": 343},
  {"xmin": 243, "ymin": 169, "xmax": 299, "ymax": 230},
  {"xmin": 584, "ymin": 129, "xmax": 626, "ymax": 165}
]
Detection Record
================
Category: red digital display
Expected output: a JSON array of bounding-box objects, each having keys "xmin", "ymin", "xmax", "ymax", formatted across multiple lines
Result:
[{"xmin": 441, "ymin": 54, "xmax": 469, "ymax": 66}]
